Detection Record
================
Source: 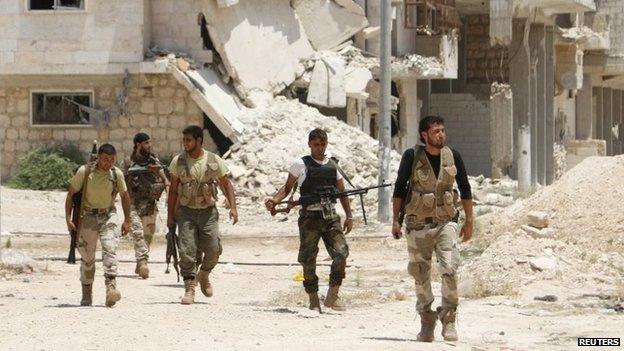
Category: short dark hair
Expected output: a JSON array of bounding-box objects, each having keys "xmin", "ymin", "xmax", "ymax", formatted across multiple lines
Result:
[
  {"xmin": 418, "ymin": 115, "xmax": 445, "ymax": 143},
  {"xmin": 308, "ymin": 128, "xmax": 328, "ymax": 142},
  {"xmin": 182, "ymin": 125, "xmax": 203, "ymax": 144},
  {"xmin": 98, "ymin": 143, "xmax": 117, "ymax": 155}
]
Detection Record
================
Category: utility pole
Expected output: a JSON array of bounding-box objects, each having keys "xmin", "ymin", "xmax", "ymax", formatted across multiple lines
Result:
[{"xmin": 377, "ymin": 0, "xmax": 392, "ymax": 222}]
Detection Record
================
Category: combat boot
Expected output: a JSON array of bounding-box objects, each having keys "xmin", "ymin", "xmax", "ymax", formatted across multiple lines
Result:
[
  {"xmin": 416, "ymin": 310, "xmax": 437, "ymax": 342},
  {"xmin": 136, "ymin": 259, "xmax": 149, "ymax": 279},
  {"xmin": 324, "ymin": 285, "xmax": 346, "ymax": 311},
  {"xmin": 80, "ymin": 284, "xmax": 92, "ymax": 306},
  {"xmin": 197, "ymin": 269, "xmax": 213, "ymax": 297},
  {"xmin": 308, "ymin": 292, "xmax": 321, "ymax": 313},
  {"xmin": 437, "ymin": 307, "xmax": 458, "ymax": 341},
  {"xmin": 181, "ymin": 278, "xmax": 196, "ymax": 305},
  {"xmin": 105, "ymin": 277, "xmax": 121, "ymax": 307}
]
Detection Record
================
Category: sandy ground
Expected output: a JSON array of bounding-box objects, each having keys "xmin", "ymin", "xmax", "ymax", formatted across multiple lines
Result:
[{"xmin": 1, "ymin": 187, "xmax": 623, "ymax": 351}]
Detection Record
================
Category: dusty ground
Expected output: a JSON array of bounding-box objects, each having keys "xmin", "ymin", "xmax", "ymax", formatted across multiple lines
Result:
[{"xmin": 1, "ymin": 187, "xmax": 622, "ymax": 351}]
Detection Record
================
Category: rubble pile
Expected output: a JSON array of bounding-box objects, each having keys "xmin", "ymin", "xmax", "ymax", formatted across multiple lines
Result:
[
  {"xmin": 468, "ymin": 175, "xmax": 517, "ymax": 216},
  {"xmin": 461, "ymin": 155, "xmax": 624, "ymax": 296},
  {"xmin": 224, "ymin": 98, "xmax": 401, "ymax": 219},
  {"xmin": 0, "ymin": 249, "xmax": 36, "ymax": 276}
]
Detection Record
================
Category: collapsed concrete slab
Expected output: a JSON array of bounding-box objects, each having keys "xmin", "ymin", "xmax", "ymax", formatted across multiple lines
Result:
[
  {"xmin": 293, "ymin": 0, "xmax": 369, "ymax": 51},
  {"xmin": 345, "ymin": 66, "xmax": 372, "ymax": 99},
  {"xmin": 200, "ymin": 0, "xmax": 315, "ymax": 102},
  {"xmin": 307, "ymin": 54, "xmax": 347, "ymax": 108},
  {"xmin": 169, "ymin": 64, "xmax": 245, "ymax": 141}
]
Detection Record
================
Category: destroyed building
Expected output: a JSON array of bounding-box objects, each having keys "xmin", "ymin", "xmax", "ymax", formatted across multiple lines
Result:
[{"xmin": 1, "ymin": 0, "xmax": 623, "ymax": 186}]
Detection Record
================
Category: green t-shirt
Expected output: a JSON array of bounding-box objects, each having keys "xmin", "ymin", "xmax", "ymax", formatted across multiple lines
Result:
[
  {"xmin": 169, "ymin": 149, "xmax": 229, "ymax": 181},
  {"xmin": 69, "ymin": 166, "xmax": 127, "ymax": 209}
]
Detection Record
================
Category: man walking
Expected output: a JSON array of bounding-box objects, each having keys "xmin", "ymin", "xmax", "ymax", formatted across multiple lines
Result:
[
  {"xmin": 167, "ymin": 125, "xmax": 238, "ymax": 305},
  {"xmin": 265, "ymin": 128, "xmax": 353, "ymax": 313},
  {"xmin": 392, "ymin": 116, "xmax": 473, "ymax": 342},
  {"xmin": 65, "ymin": 144, "xmax": 131, "ymax": 307},
  {"xmin": 124, "ymin": 132, "xmax": 170, "ymax": 279}
]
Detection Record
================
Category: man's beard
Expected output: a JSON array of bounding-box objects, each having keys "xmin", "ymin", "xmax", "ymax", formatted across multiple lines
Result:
[{"xmin": 428, "ymin": 138, "xmax": 444, "ymax": 149}]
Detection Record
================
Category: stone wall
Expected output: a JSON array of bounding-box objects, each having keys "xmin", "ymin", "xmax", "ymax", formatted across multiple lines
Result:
[
  {"xmin": 465, "ymin": 14, "xmax": 509, "ymax": 84},
  {"xmin": 0, "ymin": 73, "xmax": 209, "ymax": 180},
  {"xmin": 429, "ymin": 93, "xmax": 491, "ymax": 176},
  {"xmin": 0, "ymin": 0, "xmax": 146, "ymax": 74}
]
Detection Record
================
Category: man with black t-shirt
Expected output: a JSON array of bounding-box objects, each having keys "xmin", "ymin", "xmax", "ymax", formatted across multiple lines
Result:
[{"xmin": 392, "ymin": 115, "xmax": 474, "ymax": 342}]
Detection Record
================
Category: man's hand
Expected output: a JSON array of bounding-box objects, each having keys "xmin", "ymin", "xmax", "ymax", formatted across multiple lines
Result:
[
  {"xmin": 229, "ymin": 208, "xmax": 239, "ymax": 225},
  {"xmin": 343, "ymin": 218, "xmax": 353, "ymax": 235},
  {"xmin": 121, "ymin": 219, "xmax": 130, "ymax": 236},
  {"xmin": 392, "ymin": 221, "xmax": 403, "ymax": 239},
  {"xmin": 264, "ymin": 198, "xmax": 278, "ymax": 216},
  {"xmin": 66, "ymin": 220, "xmax": 76, "ymax": 233},
  {"xmin": 460, "ymin": 220, "xmax": 473, "ymax": 242}
]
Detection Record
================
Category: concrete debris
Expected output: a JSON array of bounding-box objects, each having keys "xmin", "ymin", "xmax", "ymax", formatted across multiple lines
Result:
[
  {"xmin": 527, "ymin": 211, "xmax": 550, "ymax": 229},
  {"xmin": 307, "ymin": 53, "xmax": 347, "ymax": 108},
  {"xmin": 529, "ymin": 257, "xmax": 557, "ymax": 272},
  {"xmin": 345, "ymin": 66, "xmax": 372, "ymax": 99},
  {"xmin": 534, "ymin": 294, "xmax": 558, "ymax": 302},
  {"xmin": 293, "ymin": 0, "xmax": 368, "ymax": 51},
  {"xmin": 554, "ymin": 142, "xmax": 567, "ymax": 180},
  {"xmin": 465, "ymin": 155, "xmax": 624, "ymax": 297},
  {"xmin": 227, "ymin": 97, "xmax": 401, "ymax": 221},
  {"xmin": 520, "ymin": 225, "xmax": 555, "ymax": 239},
  {"xmin": 217, "ymin": 0, "xmax": 239, "ymax": 8},
  {"xmin": 200, "ymin": 0, "xmax": 315, "ymax": 103}
]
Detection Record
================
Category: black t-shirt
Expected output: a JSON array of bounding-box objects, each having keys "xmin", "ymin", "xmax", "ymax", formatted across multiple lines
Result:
[{"xmin": 392, "ymin": 147, "xmax": 472, "ymax": 200}]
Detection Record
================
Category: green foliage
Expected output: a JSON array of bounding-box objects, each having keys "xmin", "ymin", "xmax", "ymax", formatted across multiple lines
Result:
[
  {"xmin": 44, "ymin": 143, "xmax": 86, "ymax": 166},
  {"xmin": 9, "ymin": 148, "xmax": 79, "ymax": 190}
]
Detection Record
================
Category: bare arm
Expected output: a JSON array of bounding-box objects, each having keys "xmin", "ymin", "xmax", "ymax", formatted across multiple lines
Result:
[
  {"xmin": 158, "ymin": 169, "xmax": 170, "ymax": 188},
  {"xmin": 265, "ymin": 174, "xmax": 298, "ymax": 214},
  {"xmin": 218, "ymin": 176, "xmax": 238, "ymax": 224},
  {"xmin": 167, "ymin": 175, "xmax": 180, "ymax": 227},
  {"xmin": 119, "ymin": 191, "xmax": 131, "ymax": 235},
  {"xmin": 336, "ymin": 179, "xmax": 353, "ymax": 234},
  {"xmin": 460, "ymin": 199, "xmax": 474, "ymax": 242},
  {"xmin": 65, "ymin": 186, "xmax": 78, "ymax": 232}
]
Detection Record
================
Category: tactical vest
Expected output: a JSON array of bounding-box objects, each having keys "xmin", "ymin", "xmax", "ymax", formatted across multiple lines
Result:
[
  {"xmin": 299, "ymin": 156, "xmax": 338, "ymax": 206},
  {"xmin": 404, "ymin": 146, "xmax": 459, "ymax": 229},
  {"xmin": 125, "ymin": 154, "xmax": 165, "ymax": 214},
  {"xmin": 177, "ymin": 151, "xmax": 219, "ymax": 209}
]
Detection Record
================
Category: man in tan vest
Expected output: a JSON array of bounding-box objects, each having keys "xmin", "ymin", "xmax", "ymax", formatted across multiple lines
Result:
[
  {"xmin": 167, "ymin": 125, "xmax": 238, "ymax": 305},
  {"xmin": 65, "ymin": 143, "xmax": 131, "ymax": 307},
  {"xmin": 392, "ymin": 116, "xmax": 473, "ymax": 342}
]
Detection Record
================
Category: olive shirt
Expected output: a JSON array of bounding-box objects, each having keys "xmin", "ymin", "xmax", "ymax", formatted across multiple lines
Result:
[
  {"xmin": 69, "ymin": 166, "xmax": 127, "ymax": 209},
  {"xmin": 168, "ymin": 149, "xmax": 229, "ymax": 181}
]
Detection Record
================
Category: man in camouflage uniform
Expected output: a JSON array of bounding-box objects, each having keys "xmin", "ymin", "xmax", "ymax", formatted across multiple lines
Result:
[
  {"xmin": 123, "ymin": 132, "xmax": 170, "ymax": 279},
  {"xmin": 64, "ymin": 143, "xmax": 131, "ymax": 308},
  {"xmin": 392, "ymin": 116, "xmax": 473, "ymax": 342},
  {"xmin": 265, "ymin": 128, "xmax": 353, "ymax": 313},
  {"xmin": 167, "ymin": 125, "xmax": 238, "ymax": 305}
]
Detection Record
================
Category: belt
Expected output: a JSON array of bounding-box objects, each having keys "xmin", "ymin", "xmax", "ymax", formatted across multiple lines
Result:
[
  {"xmin": 410, "ymin": 217, "xmax": 439, "ymax": 231},
  {"xmin": 83, "ymin": 207, "xmax": 114, "ymax": 215}
]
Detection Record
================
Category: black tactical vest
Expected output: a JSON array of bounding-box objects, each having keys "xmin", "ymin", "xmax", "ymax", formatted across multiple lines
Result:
[{"xmin": 299, "ymin": 156, "xmax": 338, "ymax": 205}]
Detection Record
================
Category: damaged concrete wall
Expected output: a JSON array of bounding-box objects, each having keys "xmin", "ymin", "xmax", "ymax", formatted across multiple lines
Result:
[
  {"xmin": 0, "ymin": 0, "xmax": 146, "ymax": 74},
  {"xmin": 596, "ymin": 0, "xmax": 624, "ymax": 58},
  {"xmin": 200, "ymin": 0, "xmax": 315, "ymax": 101},
  {"xmin": 429, "ymin": 93, "xmax": 491, "ymax": 176},
  {"xmin": 0, "ymin": 74, "xmax": 209, "ymax": 180},
  {"xmin": 465, "ymin": 15, "xmax": 509, "ymax": 84},
  {"xmin": 293, "ymin": 0, "xmax": 368, "ymax": 51},
  {"xmin": 151, "ymin": 0, "xmax": 213, "ymax": 63}
]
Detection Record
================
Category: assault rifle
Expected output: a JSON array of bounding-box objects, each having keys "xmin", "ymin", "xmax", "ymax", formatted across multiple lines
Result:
[
  {"xmin": 67, "ymin": 140, "xmax": 98, "ymax": 264},
  {"xmin": 165, "ymin": 224, "xmax": 180, "ymax": 281},
  {"xmin": 126, "ymin": 154, "xmax": 167, "ymax": 174},
  {"xmin": 272, "ymin": 183, "xmax": 393, "ymax": 219}
]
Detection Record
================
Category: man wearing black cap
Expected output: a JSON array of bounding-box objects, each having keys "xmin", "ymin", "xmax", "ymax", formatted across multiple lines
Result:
[{"xmin": 123, "ymin": 132, "xmax": 170, "ymax": 279}]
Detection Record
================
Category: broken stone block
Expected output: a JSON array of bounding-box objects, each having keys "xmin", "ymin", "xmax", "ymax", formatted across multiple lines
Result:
[
  {"xmin": 520, "ymin": 225, "xmax": 555, "ymax": 239},
  {"xmin": 307, "ymin": 54, "xmax": 346, "ymax": 108},
  {"xmin": 293, "ymin": 0, "xmax": 368, "ymax": 51},
  {"xmin": 242, "ymin": 152, "xmax": 258, "ymax": 168},
  {"xmin": 527, "ymin": 211, "xmax": 550, "ymax": 228},
  {"xmin": 217, "ymin": 0, "xmax": 239, "ymax": 8},
  {"xmin": 529, "ymin": 257, "xmax": 557, "ymax": 272},
  {"xmin": 228, "ymin": 164, "xmax": 247, "ymax": 180}
]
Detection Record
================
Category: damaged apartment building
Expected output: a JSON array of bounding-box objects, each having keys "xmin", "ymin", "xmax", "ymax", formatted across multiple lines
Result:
[{"xmin": 1, "ymin": 0, "xmax": 622, "ymax": 184}]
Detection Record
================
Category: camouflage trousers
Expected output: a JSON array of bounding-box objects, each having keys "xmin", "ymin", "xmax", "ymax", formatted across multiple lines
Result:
[
  {"xmin": 129, "ymin": 205, "xmax": 157, "ymax": 261},
  {"xmin": 406, "ymin": 221, "xmax": 460, "ymax": 312},
  {"xmin": 176, "ymin": 206, "xmax": 222, "ymax": 279},
  {"xmin": 297, "ymin": 212, "xmax": 349, "ymax": 293},
  {"xmin": 77, "ymin": 210, "xmax": 120, "ymax": 284}
]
